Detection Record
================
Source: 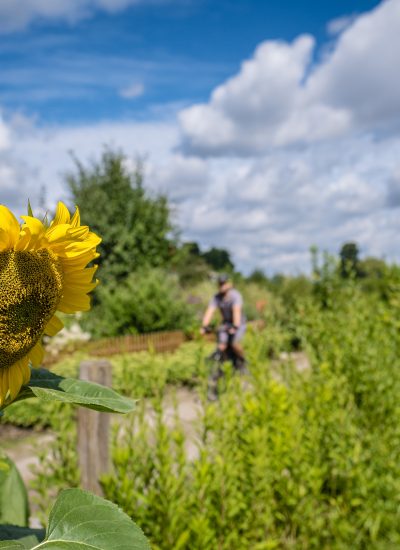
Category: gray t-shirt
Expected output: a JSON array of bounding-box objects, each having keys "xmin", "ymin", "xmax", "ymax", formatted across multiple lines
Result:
[{"xmin": 210, "ymin": 288, "xmax": 246, "ymax": 325}]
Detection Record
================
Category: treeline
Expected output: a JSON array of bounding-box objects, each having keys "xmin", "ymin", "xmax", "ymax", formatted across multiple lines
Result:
[{"xmin": 65, "ymin": 149, "xmax": 397, "ymax": 337}]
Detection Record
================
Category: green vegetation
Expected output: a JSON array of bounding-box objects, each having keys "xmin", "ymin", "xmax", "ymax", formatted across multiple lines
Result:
[
  {"xmin": 3, "ymin": 150, "xmax": 399, "ymax": 547},
  {"xmin": 7, "ymin": 259, "xmax": 398, "ymax": 547},
  {"xmin": 99, "ymin": 283, "xmax": 400, "ymax": 549}
]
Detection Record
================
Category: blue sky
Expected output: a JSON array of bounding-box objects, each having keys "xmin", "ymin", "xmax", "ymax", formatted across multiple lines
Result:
[
  {"xmin": 0, "ymin": 0, "xmax": 379, "ymax": 123},
  {"xmin": 0, "ymin": 0, "xmax": 399, "ymax": 274}
]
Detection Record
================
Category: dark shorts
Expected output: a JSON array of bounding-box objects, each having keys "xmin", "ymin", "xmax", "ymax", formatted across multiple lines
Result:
[{"xmin": 217, "ymin": 324, "xmax": 246, "ymax": 345}]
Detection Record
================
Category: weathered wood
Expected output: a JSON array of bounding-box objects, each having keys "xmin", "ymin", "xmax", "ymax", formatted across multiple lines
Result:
[{"xmin": 77, "ymin": 360, "xmax": 112, "ymax": 496}]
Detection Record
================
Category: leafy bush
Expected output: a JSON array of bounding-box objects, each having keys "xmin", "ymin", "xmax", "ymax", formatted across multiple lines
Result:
[
  {"xmin": 100, "ymin": 285, "xmax": 400, "ymax": 549},
  {"xmin": 83, "ymin": 268, "xmax": 196, "ymax": 337},
  {"xmin": 21, "ymin": 276, "xmax": 400, "ymax": 546}
]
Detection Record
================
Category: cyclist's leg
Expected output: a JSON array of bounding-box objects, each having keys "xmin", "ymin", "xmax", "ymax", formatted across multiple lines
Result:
[
  {"xmin": 232, "ymin": 325, "xmax": 247, "ymax": 372},
  {"xmin": 216, "ymin": 326, "xmax": 229, "ymax": 354},
  {"xmin": 208, "ymin": 327, "xmax": 229, "ymax": 400}
]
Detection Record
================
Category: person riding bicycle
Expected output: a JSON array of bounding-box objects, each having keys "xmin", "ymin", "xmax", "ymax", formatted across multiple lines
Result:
[{"xmin": 200, "ymin": 274, "xmax": 247, "ymax": 370}]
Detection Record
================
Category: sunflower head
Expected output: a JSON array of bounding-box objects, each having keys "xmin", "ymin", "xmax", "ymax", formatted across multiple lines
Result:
[{"xmin": 0, "ymin": 202, "xmax": 100, "ymax": 407}]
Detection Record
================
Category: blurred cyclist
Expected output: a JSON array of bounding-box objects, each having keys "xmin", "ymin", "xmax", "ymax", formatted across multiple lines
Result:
[{"xmin": 200, "ymin": 274, "xmax": 247, "ymax": 369}]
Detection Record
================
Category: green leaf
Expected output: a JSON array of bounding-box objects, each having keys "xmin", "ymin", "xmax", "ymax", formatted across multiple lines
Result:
[
  {"xmin": 0, "ymin": 527, "xmax": 44, "ymax": 544},
  {"xmin": 13, "ymin": 537, "xmax": 38, "ymax": 549},
  {"xmin": 27, "ymin": 201, "xmax": 33, "ymax": 217},
  {"xmin": 41, "ymin": 489, "xmax": 149, "ymax": 549},
  {"xmin": 0, "ymin": 542, "xmax": 26, "ymax": 549},
  {"xmin": 0, "ymin": 536, "xmax": 38, "ymax": 550},
  {"xmin": 0, "ymin": 456, "xmax": 29, "ymax": 527},
  {"xmin": 13, "ymin": 369, "xmax": 135, "ymax": 414}
]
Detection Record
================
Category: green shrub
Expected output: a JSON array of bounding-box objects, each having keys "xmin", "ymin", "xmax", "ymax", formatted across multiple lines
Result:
[
  {"xmin": 100, "ymin": 286, "xmax": 400, "ymax": 549},
  {"xmin": 83, "ymin": 268, "xmax": 196, "ymax": 337},
  {"xmin": 28, "ymin": 282, "xmax": 400, "ymax": 546}
]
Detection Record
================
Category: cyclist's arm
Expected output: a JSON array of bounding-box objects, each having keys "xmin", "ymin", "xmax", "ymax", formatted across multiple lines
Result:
[
  {"xmin": 232, "ymin": 304, "xmax": 241, "ymax": 328},
  {"xmin": 202, "ymin": 305, "xmax": 216, "ymax": 328}
]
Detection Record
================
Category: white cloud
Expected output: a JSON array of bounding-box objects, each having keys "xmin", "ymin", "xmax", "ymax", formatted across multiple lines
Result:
[
  {"xmin": 308, "ymin": 0, "xmax": 400, "ymax": 129},
  {"xmin": 326, "ymin": 14, "xmax": 357, "ymax": 36},
  {"xmin": 1, "ymin": 111, "xmax": 400, "ymax": 273},
  {"xmin": 0, "ymin": 116, "xmax": 178, "ymax": 215},
  {"xmin": 119, "ymin": 82, "xmax": 145, "ymax": 99},
  {"xmin": 0, "ymin": 115, "xmax": 10, "ymax": 150},
  {"xmin": 0, "ymin": 0, "xmax": 169, "ymax": 33},
  {"xmin": 1, "ymin": 0, "xmax": 400, "ymax": 274},
  {"xmin": 180, "ymin": 0, "xmax": 400, "ymax": 156},
  {"xmin": 146, "ymin": 154, "xmax": 209, "ymax": 202}
]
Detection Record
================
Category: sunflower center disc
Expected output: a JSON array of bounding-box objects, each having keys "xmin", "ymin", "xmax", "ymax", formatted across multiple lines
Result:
[{"xmin": 0, "ymin": 250, "xmax": 63, "ymax": 369}]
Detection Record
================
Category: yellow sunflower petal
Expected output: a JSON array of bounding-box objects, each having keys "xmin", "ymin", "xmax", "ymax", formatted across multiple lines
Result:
[
  {"xmin": 57, "ymin": 293, "xmax": 91, "ymax": 313},
  {"xmin": 44, "ymin": 314, "xmax": 64, "ymax": 336},
  {"xmin": 15, "ymin": 227, "xmax": 32, "ymax": 251},
  {"xmin": 0, "ymin": 357, "xmax": 29, "ymax": 406},
  {"xmin": 18, "ymin": 357, "xmax": 31, "ymax": 385},
  {"xmin": 63, "ymin": 265, "xmax": 98, "ymax": 285},
  {"xmin": 63, "ymin": 280, "xmax": 98, "ymax": 295},
  {"xmin": 60, "ymin": 250, "xmax": 100, "ymax": 269},
  {"xmin": 0, "ymin": 369, "xmax": 8, "ymax": 406},
  {"xmin": 70, "ymin": 207, "xmax": 81, "ymax": 228},
  {"xmin": 52, "ymin": 202, "xmax": 71, "ymax": 226},
  {"xmin": 66, "ymin": 226, "xmax": 90, "ymax": 240},
  {"xmin": 45, "ymin": 223, "xmax": 71, "ymax": 243},
  {"xmin": 48, "ymin": 234, "xmax": 99, "ymax": 256},
  {"xmin": 8, "ymin": 363, "xmax": 23, "ymax": 401},
  {"xmin": 0, "ymin": 205, "xmax": 20, "ymax": 251},
  {"xmin": 20, "ymin": 215, "xmax": 45, "ymax": 235},
  {"xmin": 29, "ymin": 341, "xmax": 45, "ymax": 367},
  {"xmin": 19, "ymin": 216, "xmax": 45, "ymax": 250}
]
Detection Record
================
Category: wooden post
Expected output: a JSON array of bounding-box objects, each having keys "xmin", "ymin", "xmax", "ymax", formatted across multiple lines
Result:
[{"xmin": 78, "ymin": 359, "xmax": 112, "ymax": 496}]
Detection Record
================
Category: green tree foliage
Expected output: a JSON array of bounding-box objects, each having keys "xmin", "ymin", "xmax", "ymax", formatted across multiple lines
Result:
[
  {"xmin": 339, "ymin": 241, "xmax": 361, "ymax": 278},
  {"xmin": 246, "ymin": 268, "xmax": 269, "ymax": 286},
  {"xmin": 201, "ymin": 247, "xmax": 234, "ymax": 272},
  {"xmin": 171, "ymin": 242, "xmax": 210, "ymax": 286},
  {"xmin": 67, "ymin": 150, "xmax": 174, "ymax": 283}
]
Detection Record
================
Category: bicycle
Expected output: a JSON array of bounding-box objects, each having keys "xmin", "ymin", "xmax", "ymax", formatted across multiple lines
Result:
[{"xmin": 202, "ymin": 325, "xmax": 248, "ymax": 401}]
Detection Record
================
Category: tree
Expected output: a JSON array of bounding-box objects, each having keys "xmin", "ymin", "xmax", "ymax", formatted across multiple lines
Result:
[
  {"xmin": 247, "ymin": 269, "xmax": 269, "ymax": 286},
  {"xmin": 171, "ymin": 242, "xmax": 210, "ymax": 286},
  {"xmin": 339, "ymin": 242, "xmax": 360, "ymax": 278},
  {"xmin": 67, "ymin": 149, "xmax": 174, "ymax": 283},
  {"xmin": 202, "ymin": 247, "xmax": 234, "ymax": 271}
]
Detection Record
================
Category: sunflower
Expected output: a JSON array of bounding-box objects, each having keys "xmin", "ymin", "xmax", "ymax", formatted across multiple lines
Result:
[{"xmin": 0, "ymin": 202, "xmax": 100, "ymax": 407}]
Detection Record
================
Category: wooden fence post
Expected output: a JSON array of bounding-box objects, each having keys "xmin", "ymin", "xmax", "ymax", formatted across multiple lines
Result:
[{"xmin": 78, "ymin": 359, "xmax": 112, "ymax": 496}]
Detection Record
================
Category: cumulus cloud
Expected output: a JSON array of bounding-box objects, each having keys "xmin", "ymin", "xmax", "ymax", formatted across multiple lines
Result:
[
  {"xmin": 326, "ymin": 14, "xmax": 358, "ymax": 36},
  {"xmin": 146, "ymin": 154, "xmax": 209, "ymax": 203},
  {"xmin": 1, "ymin": 0, "xmax": 400, "ymax": 273},
  {"xmin": 180, "ymin": 0, "xmax": 400, "ymax": 156},
  {"xmin": 0, "ymin": 0, "xmax": 169, "ymax": 33},
  {"xmin": 0, "ymin": 116, "xmax": 179, "ymax": 215},
  {"xmin": 308, "ymin": 0, "xmax": 400, "ymax": 130},
  {"xmin": 174, "ymin": 133, "xmax": 400, "ymax": 272}
]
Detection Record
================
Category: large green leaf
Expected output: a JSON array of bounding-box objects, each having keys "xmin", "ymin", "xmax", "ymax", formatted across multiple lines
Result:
[
  {"xmin": 0, "ymin": 490, "xmax": 150, "ymax": 548},
  {"xmin": 12, "ymin": 369, "xmax": 134, "ymax": 414},
  {"xmin": 0, "ymin": 456, "xmax": 29, "ymax": 527},
  {"xmin": 0, "ymin": 536, "xmax": 38, "ymax": 550}
]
